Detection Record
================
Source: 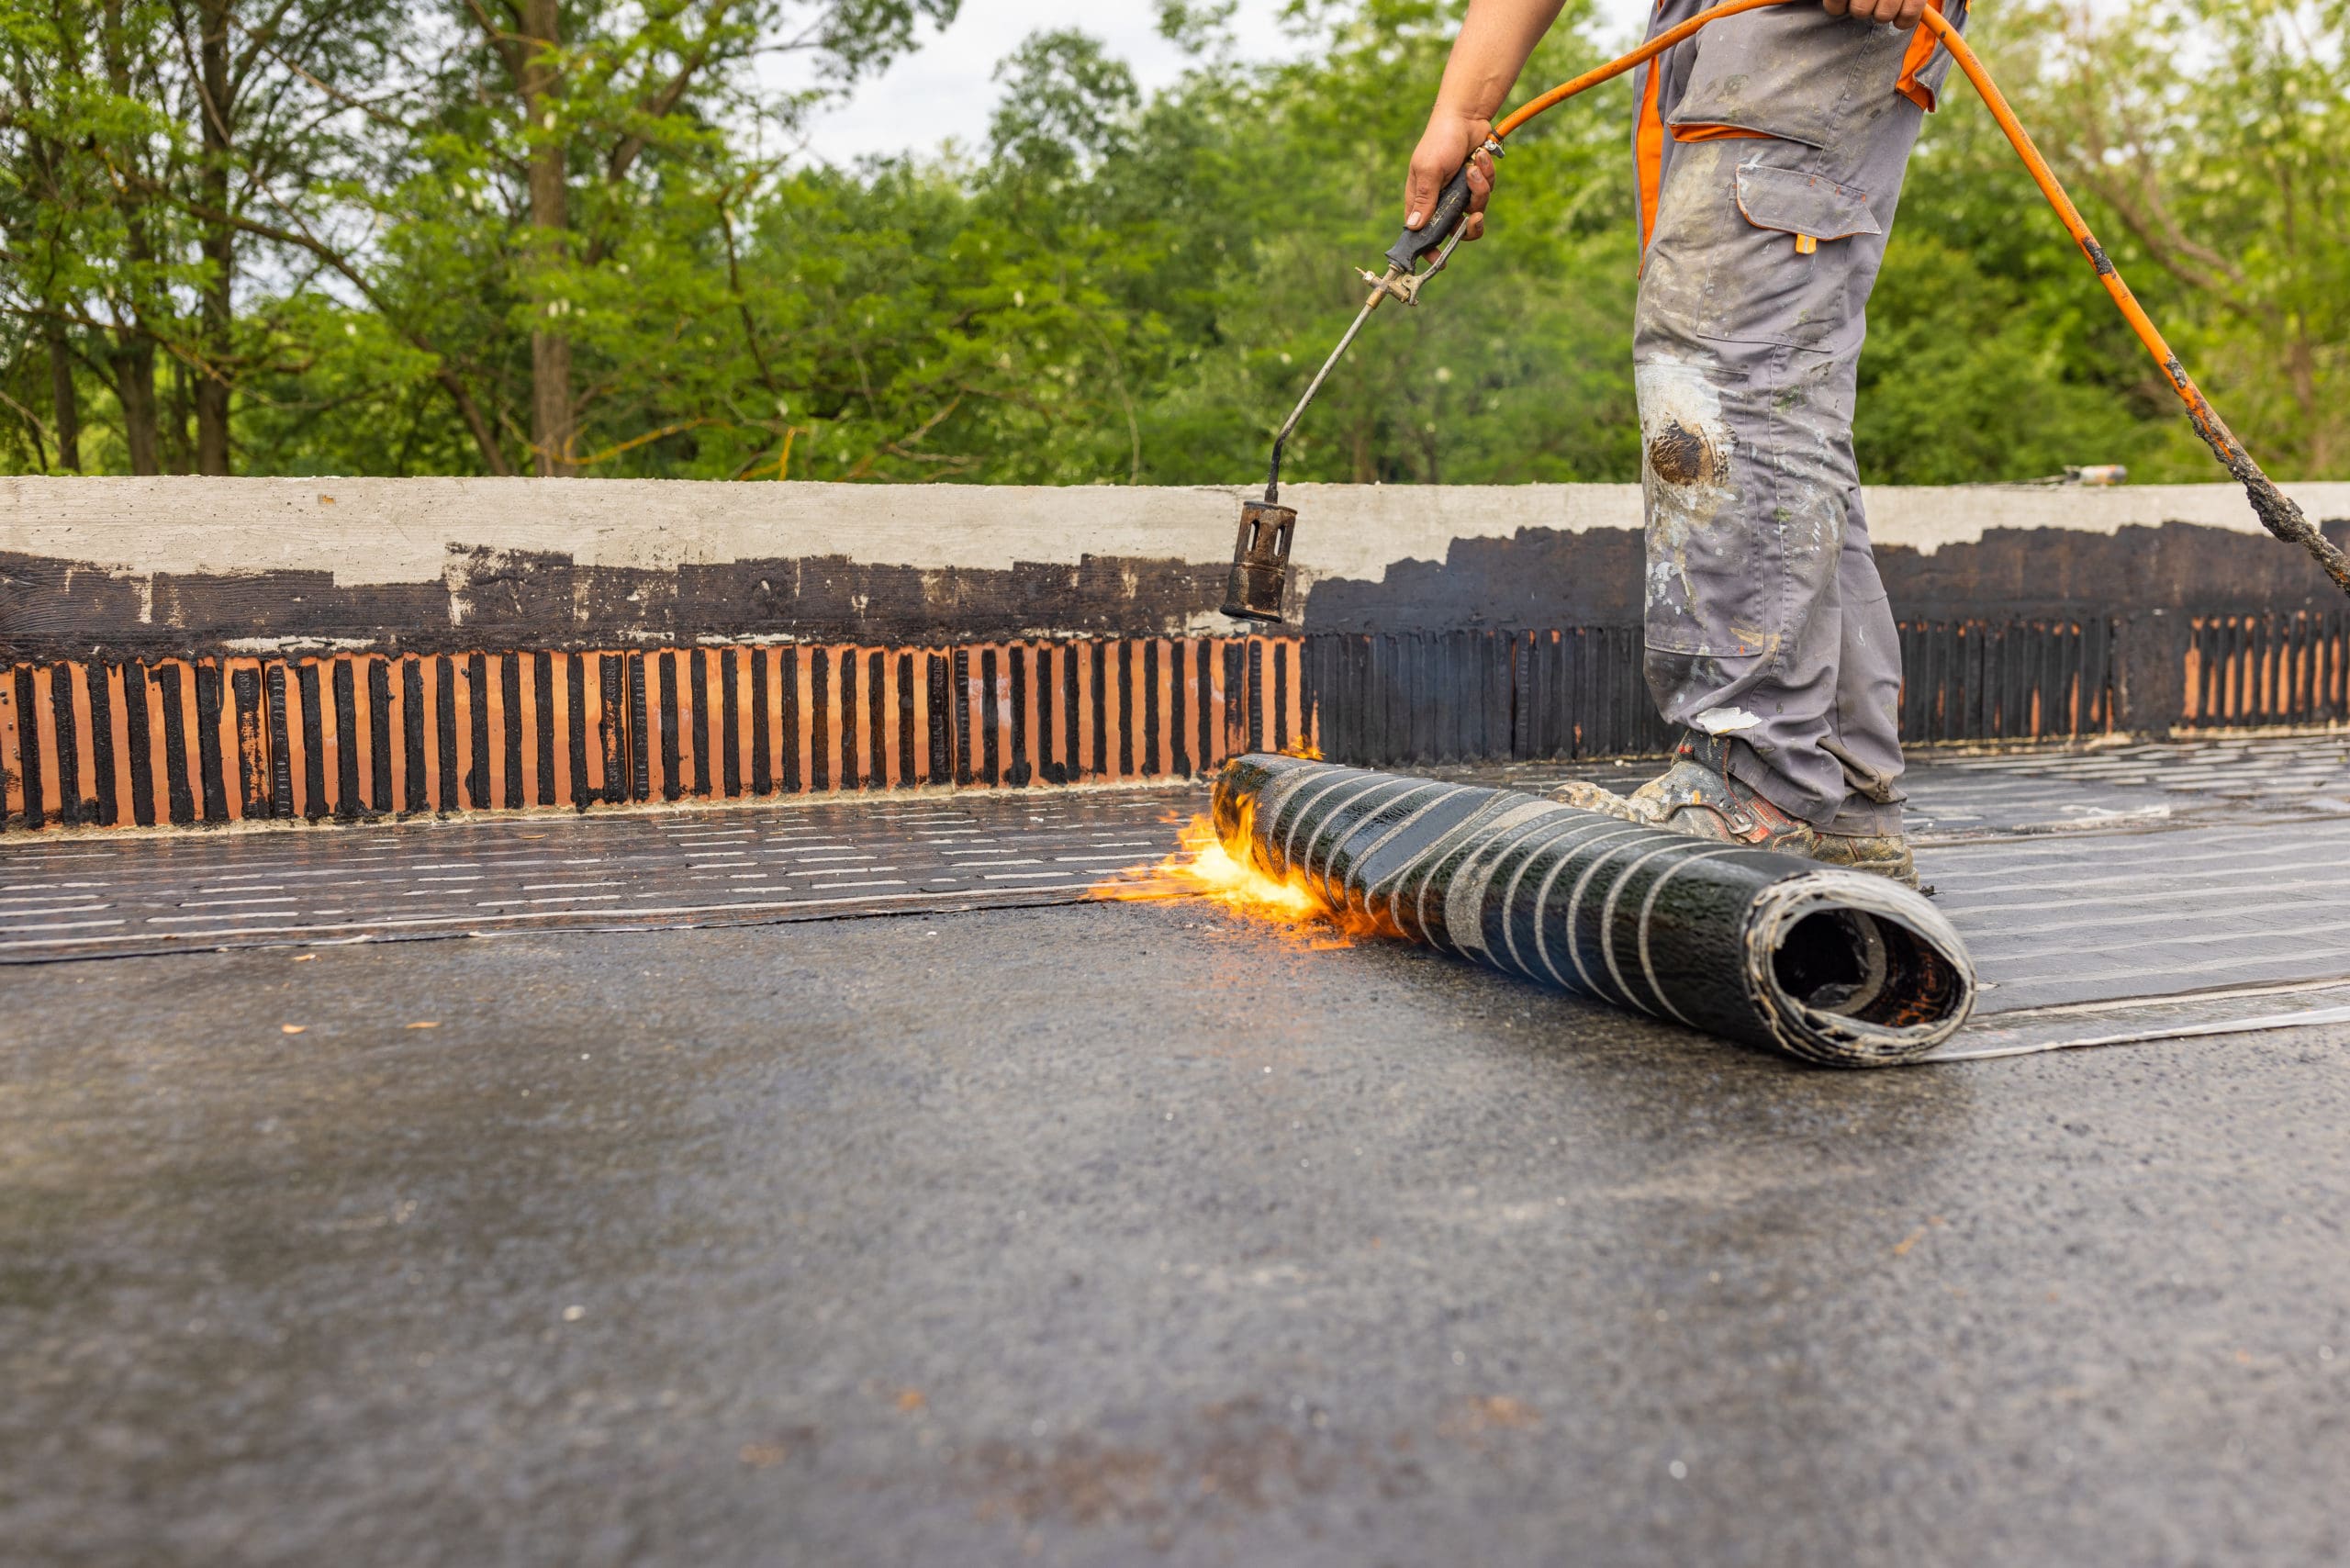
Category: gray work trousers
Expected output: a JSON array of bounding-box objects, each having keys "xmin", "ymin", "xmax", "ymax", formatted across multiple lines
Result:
[{"xmin": 1630, "ymin": 0, "xmax": 1968, "ymax": 834}]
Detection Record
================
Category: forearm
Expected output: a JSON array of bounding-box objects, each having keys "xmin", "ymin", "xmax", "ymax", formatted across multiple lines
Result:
[
  {"xmin": 1429, "ymin": 0, "xmax": 1571, "ymax": 125},
  {"xmin": 1410, "ymin": 0, "xmax": 1932, "ymax": 234}
]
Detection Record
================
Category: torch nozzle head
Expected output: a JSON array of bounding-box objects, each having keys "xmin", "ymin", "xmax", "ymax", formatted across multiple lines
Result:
[{"xmin": 1222, "ymin": 498, "xmax": 1296, "ymax": 623}]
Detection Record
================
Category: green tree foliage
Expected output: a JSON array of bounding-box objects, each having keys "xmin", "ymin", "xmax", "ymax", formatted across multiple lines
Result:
[
  {"xmin": 2, "ymin": 0, "xmax": 416, "ymax": 473},
  {"xmin": 2009, "ymin": 0, "xmax": 2350, "ymax": 477},
  {"xmin": 1850, "ymin": 7, "xmax": 2199, "ymax": 486},
  {"xmin": 3, "ymin": 0, "xmax": 2342, "ymax": 483}
]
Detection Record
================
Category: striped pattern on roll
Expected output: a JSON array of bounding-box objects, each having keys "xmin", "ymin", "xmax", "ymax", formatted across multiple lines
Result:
[{"xmin": 1213, "ymin": 754, "xmax": 1976, "ymax": 1068}]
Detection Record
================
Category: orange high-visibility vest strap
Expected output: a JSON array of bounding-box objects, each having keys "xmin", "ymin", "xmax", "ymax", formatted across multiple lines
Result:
[
  {"xmin": 1671, "ymin": 123, "xmax": 1777, "ymax": 143},
  {"xmin": 1636, "ymin": 56, "xmax": 1669, "ymax": 249},
  {"xmin": 1897, "ymin": 0, "xmax": 1951, "ymax": 111}
]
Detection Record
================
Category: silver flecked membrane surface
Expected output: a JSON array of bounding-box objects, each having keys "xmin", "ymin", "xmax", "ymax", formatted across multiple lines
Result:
[{"xmin": 3, "ymin": 734, "xmax": 2346, "ymax": 1062}]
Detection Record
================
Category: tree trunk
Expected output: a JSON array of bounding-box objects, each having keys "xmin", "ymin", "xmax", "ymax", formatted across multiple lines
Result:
[
  {"xmin": 113, "ymin": 334, "xmax": 161, "ymax": 475},
  {"xmin": 163, "ymin": 355, "xmax": 196, "ymax": 473},
  {"xmin": 195, "ymin": 0, "xmax": 234, "ymax": 474},
  {"xmin": 2284, "ymin": 331, "xmax": 2328, "ymax": 477},
  {"xmin": 26, "ymin": 120, "xmax": 84, "ymax": 474},
  {"xmin": 521, "ymin": 0, "xmax": 574, "ymax": 476},
  {"xmin": 100, "ymin": 0, "xmax": 161, "ymax": 475},
  {"xmin": 45, "ymin": 323, "xmax": 82, "ymax": 473}
]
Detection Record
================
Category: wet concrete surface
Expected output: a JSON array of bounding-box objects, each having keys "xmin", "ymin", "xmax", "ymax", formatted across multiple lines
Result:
[{"xmin": 6, "ymin": 902, "xmax": 2349, "ymax": 1566}]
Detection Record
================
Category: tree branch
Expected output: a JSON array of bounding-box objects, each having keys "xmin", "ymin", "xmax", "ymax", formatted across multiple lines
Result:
[{"xmin": 154, "ymin": 183, "xmax": 515, "ymax": 474}]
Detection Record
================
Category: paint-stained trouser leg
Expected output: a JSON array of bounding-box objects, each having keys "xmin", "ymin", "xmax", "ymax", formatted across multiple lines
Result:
[{"xmin": 1631, "ymin": 9, "xmax": 1961, "ymax": 835}]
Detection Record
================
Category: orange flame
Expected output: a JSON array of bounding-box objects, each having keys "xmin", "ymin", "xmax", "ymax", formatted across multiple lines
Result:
[{"xmin": 1094, "ymin": 802, "xmax": 1379, "ymax": 945}]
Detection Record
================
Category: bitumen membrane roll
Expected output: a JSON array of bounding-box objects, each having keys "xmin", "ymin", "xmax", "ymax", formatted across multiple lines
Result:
[{"xmin": 1214, "ymin": 754, "xmax": 1977, "ymax": 1068}]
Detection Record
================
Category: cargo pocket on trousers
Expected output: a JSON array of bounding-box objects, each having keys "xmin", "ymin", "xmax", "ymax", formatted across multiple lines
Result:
[
  {"xmin": 1723, "ymin": 162, "xmax": 1883, "ymax": 348},
  {"xmin": 1734, "ymin": 162, "xmax": 1882, "ymax": 248}
]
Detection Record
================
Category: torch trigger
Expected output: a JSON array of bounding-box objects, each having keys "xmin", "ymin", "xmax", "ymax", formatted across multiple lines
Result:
[{"xmin": 1361, "ymin": 230, "xmax": 1463, "ymax": 308}]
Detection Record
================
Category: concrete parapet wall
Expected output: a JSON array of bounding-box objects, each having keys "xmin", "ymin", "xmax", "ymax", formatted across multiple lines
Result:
[{"xmin": 6, "ymin": 476, "xmax": 2349, "ymax": 660}]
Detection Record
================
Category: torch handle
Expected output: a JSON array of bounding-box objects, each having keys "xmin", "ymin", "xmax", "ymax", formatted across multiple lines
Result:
[{"xmin": 1382, "ymin": 159, "xmax": 1478, "ymax": 274}]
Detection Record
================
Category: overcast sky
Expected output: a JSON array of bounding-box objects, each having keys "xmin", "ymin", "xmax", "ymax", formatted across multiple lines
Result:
[{"xmin": 794, "ymin": 0, "xmax": 1658, "ymax": 165}]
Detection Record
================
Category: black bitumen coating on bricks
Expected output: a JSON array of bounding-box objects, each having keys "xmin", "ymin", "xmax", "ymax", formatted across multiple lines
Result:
[{"xmin": 12, "ymin": 520, "xmax": 2350, "ymax": 662}]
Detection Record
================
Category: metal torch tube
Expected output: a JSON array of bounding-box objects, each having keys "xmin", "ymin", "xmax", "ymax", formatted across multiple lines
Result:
[
  {"xmin": 1214, "ymin": 755, "xmax": 1976, "ymax": 1068},
  {"xmin": 1263, "ymin": 283, "xmax": 1389, "ymax": 502}
]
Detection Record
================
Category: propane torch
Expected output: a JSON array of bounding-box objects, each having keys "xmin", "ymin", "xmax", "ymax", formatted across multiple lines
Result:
[{"xmin": 1219, "ymin": 144, "xmax": 1494, "ymax": 623}]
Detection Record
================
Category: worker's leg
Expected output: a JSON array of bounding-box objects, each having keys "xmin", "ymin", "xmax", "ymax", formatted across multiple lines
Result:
[
  {"xmin": 1623, "ymin": 6, "xmax": 1968, "ymax": 839},
  {"xmin": 1829, "ymin": 482, "xmax": 1905, "ymax": 835},
  {"xmin": 1629, "ymin": 147, "xmax": 1905, "ymax": 833}
]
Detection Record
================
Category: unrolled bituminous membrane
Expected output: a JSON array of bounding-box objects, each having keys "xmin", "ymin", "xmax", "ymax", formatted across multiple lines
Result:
[{"xmin": 1214, "ymin": 754, "xmax": 1976, "ymax": 1068}]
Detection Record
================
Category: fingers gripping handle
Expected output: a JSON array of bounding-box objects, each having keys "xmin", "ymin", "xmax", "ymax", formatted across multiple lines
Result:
[{"xmin": 1385, "ymin": 158, "xmax": 1478, "ymax": 273}]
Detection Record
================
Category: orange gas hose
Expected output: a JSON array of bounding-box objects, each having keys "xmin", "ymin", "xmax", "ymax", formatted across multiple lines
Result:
[
  {"xmin": 1481, "ymin": 0, "xmax": 2350, "ymax": 594},
  {"xmin": 1493, "ymin": 0, "xmax": 1789, "ymax": 138}
]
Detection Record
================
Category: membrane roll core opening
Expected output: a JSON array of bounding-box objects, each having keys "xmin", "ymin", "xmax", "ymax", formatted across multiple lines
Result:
[
  {"xmin": 1774, "ymin": 910, "xmax": 1892, "ymax": 1018},
  {"xmin": 1758, "ymin": 892, "xmax": 1973, "ymax": 1046},
  {"xmin": 1771, "ymin": 907, "xmax": 1966, "ymax": 1028}
]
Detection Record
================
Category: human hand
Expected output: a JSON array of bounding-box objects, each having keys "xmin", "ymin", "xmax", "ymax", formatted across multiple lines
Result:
[
  {"xmin": 1402, "ymin": 110, "xmax": 1497, "ymax": 242},
  {"xmin": 1823, "ymin": 0, "xmax": 1930, "ymax": 24}
]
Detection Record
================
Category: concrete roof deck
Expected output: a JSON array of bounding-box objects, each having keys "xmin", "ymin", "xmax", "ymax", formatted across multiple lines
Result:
[{"xmin": 6, "ymin": 732, "xmax": 2349, "ymax": 1564}]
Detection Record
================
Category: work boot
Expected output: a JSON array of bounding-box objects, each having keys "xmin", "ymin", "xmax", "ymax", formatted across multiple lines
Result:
[
  {"xmin": 1553, "ymin": 734, "xmax": 1924, "ymax": 890},
  {"xmin": 1807, "ymin": 827, "xmax": 1921, "ymax": 890},
  {"xmin": 1551, "ymin": 733, "xmax": 1820, "ymax": 857}
]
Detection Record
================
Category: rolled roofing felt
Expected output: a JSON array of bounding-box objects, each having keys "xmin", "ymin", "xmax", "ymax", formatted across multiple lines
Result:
[{"xmin": 1214, "ymin": 754, "xmax": 1976, "ymax": 1068}]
